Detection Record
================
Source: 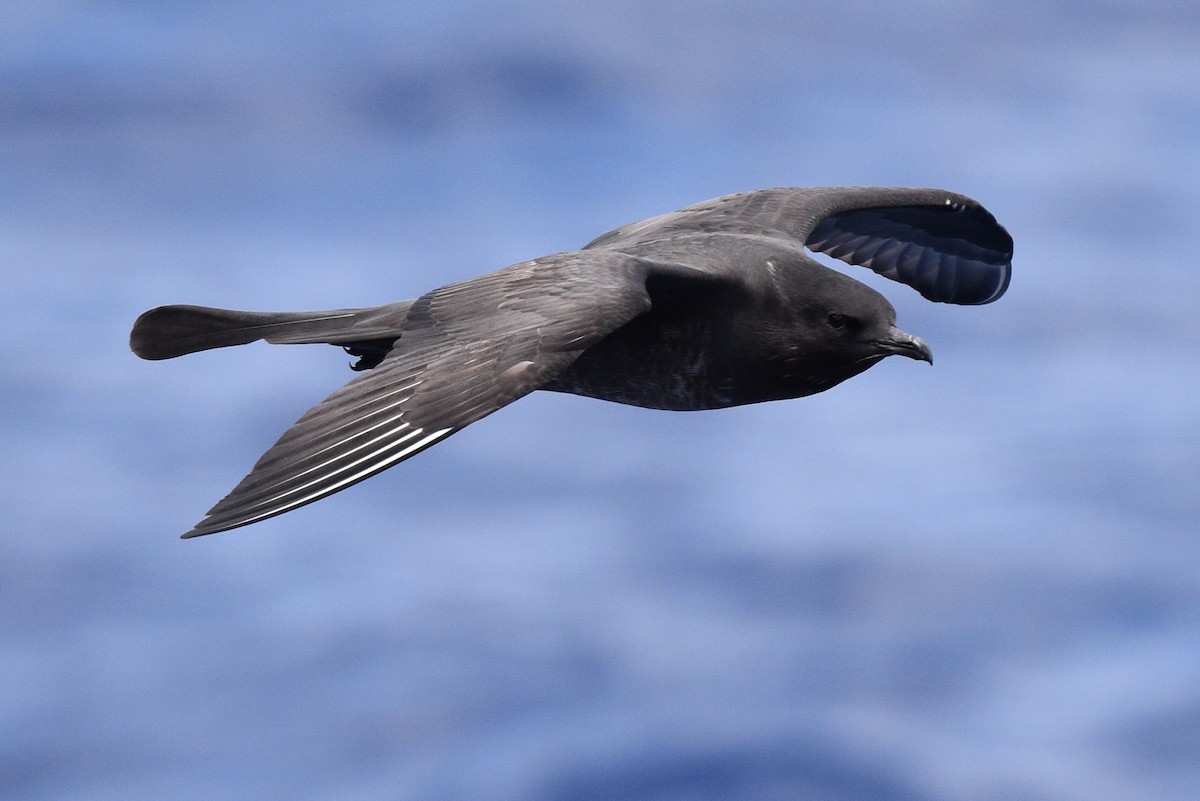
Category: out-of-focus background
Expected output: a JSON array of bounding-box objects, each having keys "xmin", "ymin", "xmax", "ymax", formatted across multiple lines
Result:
[{"xmin": 4, "ymin": 2, "xmax": 1197, "ymax": 799}]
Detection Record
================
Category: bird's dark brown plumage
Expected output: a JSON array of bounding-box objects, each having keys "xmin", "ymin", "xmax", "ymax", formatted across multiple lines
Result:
[{"xmin": 130, "ymin": 186, "xmax": 1012, "ymax": 537}]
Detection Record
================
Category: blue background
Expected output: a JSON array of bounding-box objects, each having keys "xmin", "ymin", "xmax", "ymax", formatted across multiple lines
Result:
[{"xmin": 4, "ymin": 2, "xmax": 1198, "ymax": 799}]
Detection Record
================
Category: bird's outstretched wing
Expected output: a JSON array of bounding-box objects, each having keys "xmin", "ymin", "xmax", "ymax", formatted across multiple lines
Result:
[
  {"xmin": 183, "ymin": 251, "xmax": 708, "ymax": 537},
  {"xmin": 585, "ymin": 186, "xmax": 1012, "ymax": 305}
]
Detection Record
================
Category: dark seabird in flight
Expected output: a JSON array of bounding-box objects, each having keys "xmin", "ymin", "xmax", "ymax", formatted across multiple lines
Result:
[{"xmin": 131, "ymin": 186, "xmax": 1012, "ymax": 537}]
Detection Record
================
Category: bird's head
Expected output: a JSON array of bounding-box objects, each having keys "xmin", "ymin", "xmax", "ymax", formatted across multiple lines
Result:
[{"xmin": 772, "ymin": 264, "xmax": 932, "ymax": 396}]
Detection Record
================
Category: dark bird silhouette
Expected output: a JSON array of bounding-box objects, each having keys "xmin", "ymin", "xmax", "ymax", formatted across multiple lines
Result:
[{"xmin": 131, "ymin": 186, "xmax": 1012, "ymax": 537}]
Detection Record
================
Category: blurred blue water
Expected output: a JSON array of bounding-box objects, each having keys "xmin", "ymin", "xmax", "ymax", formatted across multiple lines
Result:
[{"xmin": 3, "ymin": 2, "xmax": 1198, "ymax": 799}]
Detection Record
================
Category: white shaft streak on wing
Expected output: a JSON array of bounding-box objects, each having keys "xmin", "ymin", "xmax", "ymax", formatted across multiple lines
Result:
[
  {"xmin": 236, "ymin": 415, "xmax": 415, "ymax": 506},
  {"xmin": 186, "ymin": 366, "xmax": 443, "ymax": 534},
  {"xmin": 245, "ymin": 384, "xmax": 421, "ymax": 480},
  {"xmin": 228, "ymin": 425, "xmax": 452, "ymax": 524}
]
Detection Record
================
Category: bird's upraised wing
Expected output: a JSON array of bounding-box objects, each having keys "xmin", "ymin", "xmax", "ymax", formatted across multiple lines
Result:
[
  {"xmin": 183, "ymin": 250, "xmax": 706, "ymax": 537},
  {"xmin": 585, "ymin": 186, "xmax": 1012, "ymax": 305}
]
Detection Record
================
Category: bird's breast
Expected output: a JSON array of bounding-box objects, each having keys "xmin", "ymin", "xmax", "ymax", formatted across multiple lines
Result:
[
  {"xmin": 541, "ymin": 313, "xmax": 748, "ymax": 411},
  {"xmin": 544, "ymin": 349, "xmax": 736, "ymax": 410}
]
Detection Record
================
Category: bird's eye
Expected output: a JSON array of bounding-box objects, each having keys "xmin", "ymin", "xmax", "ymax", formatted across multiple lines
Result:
[{"xmin": 826, "ymin": 312, "xmax": 849, "ymax": 330}]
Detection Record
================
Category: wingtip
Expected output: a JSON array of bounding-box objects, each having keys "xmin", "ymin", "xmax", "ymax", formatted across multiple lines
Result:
[
  {"xmin": 978, "ymin": 263, "xmax": 1013, "ymax": 305},
  {"xmin": 180, "ymin": 520, "xmax": 220, "ymax": 539}
]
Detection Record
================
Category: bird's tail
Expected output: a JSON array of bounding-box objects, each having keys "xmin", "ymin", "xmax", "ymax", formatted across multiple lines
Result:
[{"xmin": 130, "ymin": 302, "xmax": 413, "ymax": 360}]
